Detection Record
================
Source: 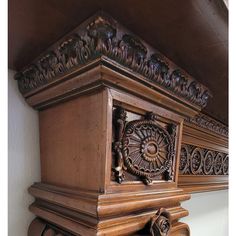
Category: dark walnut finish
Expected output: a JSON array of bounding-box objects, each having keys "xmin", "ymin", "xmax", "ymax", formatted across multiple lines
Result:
[{"xmin": 13, "ymin": 12, "xmax": 227, "ymax": 236}]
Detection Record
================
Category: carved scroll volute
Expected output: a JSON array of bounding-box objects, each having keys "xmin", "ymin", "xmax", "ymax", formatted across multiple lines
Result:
[{"xmin": 150, "ymin": 208, "xmax": 171, "ymax": 236}]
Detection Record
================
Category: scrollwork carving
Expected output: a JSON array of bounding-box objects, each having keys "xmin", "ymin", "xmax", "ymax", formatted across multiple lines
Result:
[
  {"xmin": 203, "ymin": 150, "xmax": 214, "ymax": 175},
  {"xmin": 113, "ymin": 107, "xmax": 176, "ymax": 185},
  {"xmin": 179, "ymin": 144, "xmax": 189, "ymax": 174},
  {"xmin": 190, "ymin": 147, "xmax": 203, "ymax": 175},
  {"xmin": 150, "ymin": 208, "xmax": 171, "ymax": 236},
  {"xmin": 222, "ymin": 154, "xmax": 229, "ymax": 175},
  {"xmin": 15, "ymin": 13, "xmax": 210, "ymax": 109},
  {"xmin": 179, "ymin": 144, "xmax": 228, "ymax": 176},
  {"xmin": 185, "ymin": 113, "xmax": 228, "ymax": 137},
  {"xmin": 214, "ymin": 153, "xmax": 224, "ymax": 175}
]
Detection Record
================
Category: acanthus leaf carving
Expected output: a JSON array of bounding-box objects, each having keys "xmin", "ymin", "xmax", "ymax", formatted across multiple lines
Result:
[{"xmin": 15, "ymin": 13, "xmax": 211, "ymax": 109}]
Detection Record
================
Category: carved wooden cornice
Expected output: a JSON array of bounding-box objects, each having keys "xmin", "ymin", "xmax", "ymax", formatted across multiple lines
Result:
[
  {"xmin": 15, "ymin": 12, "xmax": 211, "ymax": 109},
  {"xmin": 185, "ymin": 113, "xmax": 228, "ymax": 137}
]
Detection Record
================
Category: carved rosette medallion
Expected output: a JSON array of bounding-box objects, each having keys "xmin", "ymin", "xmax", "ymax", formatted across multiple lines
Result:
[
  {"xmin": 179, "ymin": 144, "xmax": 189, "ymax": 174},
  {"xmin": 214, "ymin": 153, "xmax": 224, "ymax": 175},
  {"xmin": 203, "ymin": 150, "xmax": 214, "ymax": 175},
  {"xmin": 222, "ymin": 155, "xmax": 229, "ymax": 175},
  {"xmin": 113, "ymin": 107, "xmax": 175, "ymax": 185},
  {"xmin": 190, "ymin": 147, "xmax": 203, "ymax": 174},
  {"xmin": 150, "ymin": 208, "xmax": 171, "ymax": 236}
]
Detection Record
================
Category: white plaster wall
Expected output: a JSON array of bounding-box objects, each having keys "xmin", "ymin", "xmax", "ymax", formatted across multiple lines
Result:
[
  {"xmin": 8, "ymin": 69, "xmax": 41, "ymax": 236},
  {"xmin": 182, "ymin": 190, "xmax": 228, "ymax": 236},
  {"xmin": 8, "ymin": 69, "xmax": 228, "ymax": 236}
]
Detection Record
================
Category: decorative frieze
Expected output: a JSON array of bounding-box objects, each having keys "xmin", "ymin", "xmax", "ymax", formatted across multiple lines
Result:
[
  {"xmin": 185, "ymin": 113, "xmax": 228, "ymax": 137},
  {"xmin": 15, "ymin": 13, "xmax": 211, "ymax": 109},
  {"xmin": 179, "ymin": 144, "xmax": 228, "ymax": 175}
]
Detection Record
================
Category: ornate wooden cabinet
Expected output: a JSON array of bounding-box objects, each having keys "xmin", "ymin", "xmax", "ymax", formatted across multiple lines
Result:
[{"xmin": 15, "ymin": 12, "xmax": 228, "ymax": 236}]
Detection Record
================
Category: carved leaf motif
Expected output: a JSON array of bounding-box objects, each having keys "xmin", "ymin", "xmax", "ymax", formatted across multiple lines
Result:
[{"xmin": 15, "ymin": 14, "xmax": 211, "ymax": 109}]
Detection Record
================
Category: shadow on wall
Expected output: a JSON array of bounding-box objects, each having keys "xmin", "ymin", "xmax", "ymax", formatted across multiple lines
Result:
[{"xmin": 8, "ymin": 70, "xmax": 41, "ymax": 236}]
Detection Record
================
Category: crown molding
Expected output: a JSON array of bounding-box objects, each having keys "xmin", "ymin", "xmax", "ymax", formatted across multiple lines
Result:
[{"xmin": 15, "ymin": 12, "xmax": 211, "ymax": 110}]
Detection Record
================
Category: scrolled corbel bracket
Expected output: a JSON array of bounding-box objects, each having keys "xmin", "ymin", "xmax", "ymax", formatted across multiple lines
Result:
[{"xmin": 150, "ymin": 208, "xmax": 172, "ymax": 236}]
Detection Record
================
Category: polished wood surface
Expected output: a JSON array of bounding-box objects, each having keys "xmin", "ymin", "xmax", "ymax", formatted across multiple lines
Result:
[
  {"xmin": 9, "ymin": 0, "xmax": 228, "ymax": 124},
  {"xmin": 40, "ymin": 88, "xmax": 109, "ymax": 191},
  {"xmin": 9, "ymin": 8, "xmax": 228, "ymax": 236},
  {"xmin": 26, "ymin": 65, "xmax": 193, "ymax": 234}
]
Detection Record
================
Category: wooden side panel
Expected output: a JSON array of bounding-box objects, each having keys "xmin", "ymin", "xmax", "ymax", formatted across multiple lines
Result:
[{"xmin": 39, "ymin": 88, "xmax": 109, "ymax": 191}]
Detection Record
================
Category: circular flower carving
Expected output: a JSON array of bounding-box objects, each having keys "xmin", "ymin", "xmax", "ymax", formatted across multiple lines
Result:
[
  {"xmin": 179, "ymin": 145, "xmax": 189, "ymax": 174},
  {"xmin": 214, "ymin": 153, "xmax": 223, "ymax": 175},
  {"xmin": 190, "ymin": 148, "xmax": 203, "ymax": 174},
  {"xmin": 214, "ymin": 153, "xmax": 224, "ymax": 175},
  {"xmin": 122, "ymin": 119, "xmax": 174, "ymax": 182},
  {"xmin": 203, "ymin": 151, "xmax": 214, "ymax": 175},
  {"xmin": 222, "ymin": 154, "xmax": 229, "ymax": 175}
]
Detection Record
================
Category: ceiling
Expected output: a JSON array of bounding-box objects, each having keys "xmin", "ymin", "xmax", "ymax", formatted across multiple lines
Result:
[{"xmin": 8, "ymin": 0, "xmax": 228, "ymax": 124}]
